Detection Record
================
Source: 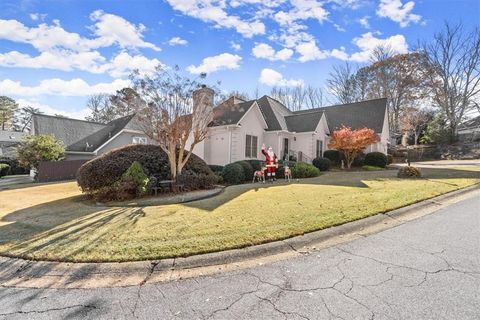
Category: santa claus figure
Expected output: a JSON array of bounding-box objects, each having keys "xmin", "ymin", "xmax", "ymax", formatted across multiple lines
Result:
[{"xmin": 261, "ymin": 144, "xmax": 278, "ymax": 182}]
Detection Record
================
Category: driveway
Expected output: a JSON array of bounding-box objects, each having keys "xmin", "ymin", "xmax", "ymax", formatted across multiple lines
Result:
[
  {"xmin": 0, "ymin": 175, "xmax": 33, "ymax": 189},
  {"xmin": 1, "ymin": 191, "xmax": 479, "ymax": 319}
]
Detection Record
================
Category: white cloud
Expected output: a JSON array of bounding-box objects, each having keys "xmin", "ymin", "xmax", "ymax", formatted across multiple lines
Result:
[
  {"xmin": 168, "ymin": 36, "xmax": 188, "ymax": 46},
  {"xmin": 0, "ymin": 50, "xmax": 107, "ymax": 73},
  {"xmin": 252, "ymin": 43, "xmax": 293, "ymax": 61},
  {"xmin": 230, "ymin": 41, "xmax": 242, "ymax": 51},
  {"xmin": 29, "ymin": 13, "xmax": 47, "ymax": 21},
  {"xmin": 349, "ymin": 32, "xmax": 409, "ymax": 62},
  {"xmin": 274, "ymin": 0, "xmax": 329, "ymax": 27},
  {"xmin": 376, "ymin": 0, "xmax": 422, "ymax": 27},
  {"xmin": 0, "ymin": 50, "xmax": 161, "ymax": 78},
  {"xmin": 107, "ymin": 52, "xmax": 162, "ymax": 77},
  {"xmin": 187, "ymin": 53, "xmax": 242, "ymax": 74},
  {"xmin": 0, "ymin": 78, "xmax": 130, "ymax": 97},
  {"xmin": 296, "ymin": 41, "xmax": 327, "ymax": 62},
  {"xmin": 16, "ymin": 99, "xmax": 90, "ymax": 119},
  {"xmin": 259, "ymin": 68, "xmax": 304, "ymax": 87},
  {"xmin": 165, "ymin": 0, "xmax": 265, "ymax": 38},
  {"xmin": 0, "ymin": 12, "xmax": 160, "ymax": 53},
  {"xmin": 359, "ymin": 16, "xmax": 370, "ymax": 29},
  {"xmin": 89, "ymin": 10, "xmax": 160, "ymax": 51}
]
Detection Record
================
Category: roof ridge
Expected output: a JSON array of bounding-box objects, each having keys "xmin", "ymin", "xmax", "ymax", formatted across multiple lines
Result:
[
  {"xmin": 32, "ymin": 113, "xmax": 105, "ymax": 125},
  {"xmin": 292, "ymin": 97, "xmax": 388, "ymax": 114}
]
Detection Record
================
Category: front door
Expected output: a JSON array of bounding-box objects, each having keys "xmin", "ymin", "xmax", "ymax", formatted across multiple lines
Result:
[{"xmin": 283, "ymin": 138, "xmax": 289, "ymax": 160}]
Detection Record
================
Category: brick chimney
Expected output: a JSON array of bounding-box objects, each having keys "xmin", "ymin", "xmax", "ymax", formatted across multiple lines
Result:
[{"xmin": 192, "ymin": 85, "xmax": 214, "ymax": 116}]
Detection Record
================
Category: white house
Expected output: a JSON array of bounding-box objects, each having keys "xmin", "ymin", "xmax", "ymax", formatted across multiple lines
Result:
[{"xmin": 191, "ymin": 87, "xmax": 390, "ymax": 166}]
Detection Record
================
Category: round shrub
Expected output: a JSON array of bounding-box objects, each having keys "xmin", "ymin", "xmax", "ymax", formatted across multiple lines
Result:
[
  {"xmin": 208, "ymin": 165, "xmax": 224, "ymax": 175},
  {"xmin": 387, "ymin": 154, "xmax": 394, "ymax": 165},
  {"xmin": 312, "ymin": 157, "xmax": 331, "ymax": 171},
  {"xmin": 323, "ymin": 150, "xmax": 341, "ymax": 165},
  {"xmin": 77, "ymin": 144, "xmax": 214, "ymax": 193},
  {"xmin": 221, "ymin": 163, "xmax": 245, "ymax": 184},
  {"xmin": 0, "ymin": 164, "xmax": 10, "ymax": 177},
  {"xmin": 362, "ymin": 165, "xmax": 384, "ymax": 171},
  {"xmin": 234, "ymin": 160, "xmax": 254, "ymax": 181},
  {"xmin": 244, "ymin": 159, "xmax": 262, "ymax": 171},
  {"xmin": 397, "ymin": 166, "xmax": 422, "ymax": 178},
  {"xmin": 364, "ymin": 152, "xmax": 388, "ymax": 168},
  {"xmin": 0, "ymin": 157, "xmax": 28, "ymax": 175},
  {"xmin": 292, "ymin": 162, "xmax": 320, "ymax": 178}
]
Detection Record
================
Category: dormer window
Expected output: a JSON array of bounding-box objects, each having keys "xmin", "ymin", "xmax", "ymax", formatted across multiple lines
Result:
[{"xmin": 133, "ymin": 136, "xmax": 147, "ymax": 144}]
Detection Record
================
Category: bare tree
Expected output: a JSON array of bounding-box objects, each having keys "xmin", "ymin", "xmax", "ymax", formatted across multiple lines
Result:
[
  {"xmin": 14, "ymin": 106, "xmax": 42, "ymax": 132},
  {"xmin": 326, "ymin": 62, "xmax": 360, "ymax": 104},
  {"xmin": 270, "ymin": 85, "xmax": 324, "ymax": 111},
  {"xmin": 359, "ymin": 51, "xmax": 432, "ymax": 134},
  {"xmin": 422, "ymin": 22, "xmax": 480, "ymax": 140},
  {"xmin": 400, "ymin": 106, "xmax": 433, "ymax": 145},
  {"xmin": 85, "ymin": 94, "xmax": 113, "ymax": 123},
  {"xmin": 131, "ymin": 66, "xmax": 214, "ymax": 185}
]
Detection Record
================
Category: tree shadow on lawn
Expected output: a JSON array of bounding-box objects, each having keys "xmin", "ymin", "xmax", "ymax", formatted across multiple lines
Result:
[
  {"xmin": 183, "ymin": 167, "xmax": 480, "ymax": 212},
  {"xmin": 0, "ymin": 195, "xmax": 146, "ymax": 261}
]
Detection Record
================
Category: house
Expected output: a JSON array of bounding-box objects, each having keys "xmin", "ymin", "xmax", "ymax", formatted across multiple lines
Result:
[
  {"xmin": 191, "ymin": 87, "xmax": 389, "ymax": 166},
  {"xmin": 457, "ymin": 116, "xmax": 480, "ymax": 142},
  {"xmin": 31, "ymin": 113, "xmax": 151, "ymax": 161},
  {"xmin": 0, "ymin": 130, "xmax": 27, "ymax": 158}
]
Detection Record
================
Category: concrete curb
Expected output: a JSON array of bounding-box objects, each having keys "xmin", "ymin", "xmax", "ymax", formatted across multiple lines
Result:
[{"xmin": 1, "ymin": 183, "xmax": 478, "ymax": 288}]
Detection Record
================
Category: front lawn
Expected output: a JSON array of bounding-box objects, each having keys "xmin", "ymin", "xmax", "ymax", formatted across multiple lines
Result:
[{"xmin": 0, "ymin": 166, "xmax": 479, "ymax": 262}]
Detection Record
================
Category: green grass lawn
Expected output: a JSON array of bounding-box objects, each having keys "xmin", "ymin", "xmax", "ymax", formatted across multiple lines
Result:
[{"xmin": 0, "ymin": 166, "xmax": 479, "ymax": 262}]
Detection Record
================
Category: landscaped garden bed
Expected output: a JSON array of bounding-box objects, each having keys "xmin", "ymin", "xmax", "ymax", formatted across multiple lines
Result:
[{"xmin": 0, "ymin": 165, "xmax": 478, "ymax": 262}]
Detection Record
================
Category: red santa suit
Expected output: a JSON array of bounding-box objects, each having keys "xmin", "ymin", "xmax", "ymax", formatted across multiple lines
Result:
[{"xmin": 262, "ymin": 146, "xmax": 278, "ymax": 180}]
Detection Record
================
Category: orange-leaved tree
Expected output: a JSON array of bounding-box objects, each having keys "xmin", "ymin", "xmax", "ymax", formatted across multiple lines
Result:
[{"xmin": 328, "ymin": 126, "xmax": 380, "ymax": 169}]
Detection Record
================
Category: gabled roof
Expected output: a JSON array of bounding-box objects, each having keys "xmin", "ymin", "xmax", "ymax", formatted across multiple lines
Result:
[
  {"xmin": 32, "ymin": 114, "xmax": 106, "ymax": 148},
  {"xmin": 210, "ymin": 99, "xmax": 255, "ymax": 127},
  {"xmin": 67, "ymin": 114, "xmax": 136, "ymax": 152},
  {"xmin": 256, "ymin": 96, "xmax": 292, "ymax": 131},
  {"xmin": 294, "ymin": 98, "xmax": 387, "ymax": 133},
  {"xmin": 32, "ymin": 113, "xmax": 138, "ymax": 152},
  {"xmin": 285, "ymin": 111, "xmax": 324, "ymax": 133}
]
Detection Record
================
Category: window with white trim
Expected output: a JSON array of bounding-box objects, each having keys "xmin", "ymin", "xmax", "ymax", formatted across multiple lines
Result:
[
  {"xmin": 245, "ymin": 134, "xmax": 258, "ymax": 158},
  {"xmin": 132, "ymin": 136, "xmax": 147, "ymax": 144},
  {"xmin": 316, "ymin": 140, "xmax": 323, "ymax": 158}
]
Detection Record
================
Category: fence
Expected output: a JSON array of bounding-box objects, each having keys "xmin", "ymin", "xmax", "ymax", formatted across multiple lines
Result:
[{"xmin": 37, "ymin": 160, "xmax": 87, "ymax": 182}]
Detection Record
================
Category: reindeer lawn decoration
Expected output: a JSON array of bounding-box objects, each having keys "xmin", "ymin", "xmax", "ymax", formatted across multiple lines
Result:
[{"xmin": 252, "ymin": 165, "xmax": 267, "ymax": 183}]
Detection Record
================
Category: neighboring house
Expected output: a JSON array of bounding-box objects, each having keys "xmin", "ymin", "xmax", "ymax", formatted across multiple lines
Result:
[
  {"xmin": 457, "ymin": 116, "xmax": 480, "ymax": 142},
  {"xmin": 0, "ymin": 131, "xmax": 27, "ymax": 158},
  {"xmin": 31, "ymin": 113, "xmax": 151, "ymax": 161},
  {"xmin": 191, "ymin": 87, "xmax": 389, "ymax": 166}
]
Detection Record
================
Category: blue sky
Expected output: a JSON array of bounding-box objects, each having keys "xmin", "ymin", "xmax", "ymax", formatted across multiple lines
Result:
[{"xmin": 0, "ymin": 0, "xmax": 479, "ymax": 119}]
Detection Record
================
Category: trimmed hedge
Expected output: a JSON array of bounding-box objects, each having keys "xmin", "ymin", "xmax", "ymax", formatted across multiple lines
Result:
[
  {"xmin": 397, "ymin": 166, "xmax": 421, "ymax": 178},
  {"xmin": 77, "ymin": 144, "xmax": 214, "ymax": 193},
  {"xmin": 234, "ymin": 161, "xmax": 254, "ymax": 181},
  {"xmin": 292, "ymin": 162, "xmax": 320, "ymax": 178},
  {"xmin": 362, "ymin": 165, "xmax": 384, "ymax": 171},
  {"xmin": 323, "ymin": 150, "xmax": 341, "ymax": 165},
  {"xmin": 0, "ymin": 164, "xmax": 10, "ymax": 177},
  {"xmin": 221, "ymin": 163, "xmax": 245, "ymax": 184},
  {"xmin": 208, "ymin": 165, "xmax": 224, "ymax": 175},
  {"xmin": 364, "ymin": 152, "xmax": 388, "ymax": 168},
  {"xmin": 0, "ymin": 157, "xmax": 28, "ymax": 175},
  {"xmin": 312, "ymin": 157, "xmax": 331, "ymax": 171},
  {"xmin": 244, "ymin": 159, "xmax": 262, "ymax": 171},
  {"xmin": 387, "ymin": 154, "xmax": 394, "ymax": 165}
]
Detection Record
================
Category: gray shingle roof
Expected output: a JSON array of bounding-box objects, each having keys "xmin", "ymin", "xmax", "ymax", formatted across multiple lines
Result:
[
  {"xmin": 32, "ymin": 113, "xmax": 137, "ymax": 152},
  {"xmin": 32, "ymin": 114, "xmax": 106, "ymax": 149},
  {"xmin": 67, "ymin": 114, "xmax": 136, "ymax": 152},
  {"xmin": 285, "ymin": 111, "xmax": 324, "ymax": 132},
  {"xmin": 256, "ymin": 96, "xmax": 292, "ymax": 131},
  {"xmin": 0, "ymin": 130, "xmax": 27, "ymax": 142},
  {"xmin": 459, "ymin": 115, "xmax": 480, "ymax": 130},
  {"xmin": 210, "ymin": 100, "xmax": 255, "ymax": 126},
  {"xmin": 294, "ymin": 98, "xmax": 387, "ymax": 133}
]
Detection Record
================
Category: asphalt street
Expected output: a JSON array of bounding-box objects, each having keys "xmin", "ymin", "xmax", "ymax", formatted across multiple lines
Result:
[{"xmin": 1, "ymin": 193, "xmax": 479, "ymax": 320}]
